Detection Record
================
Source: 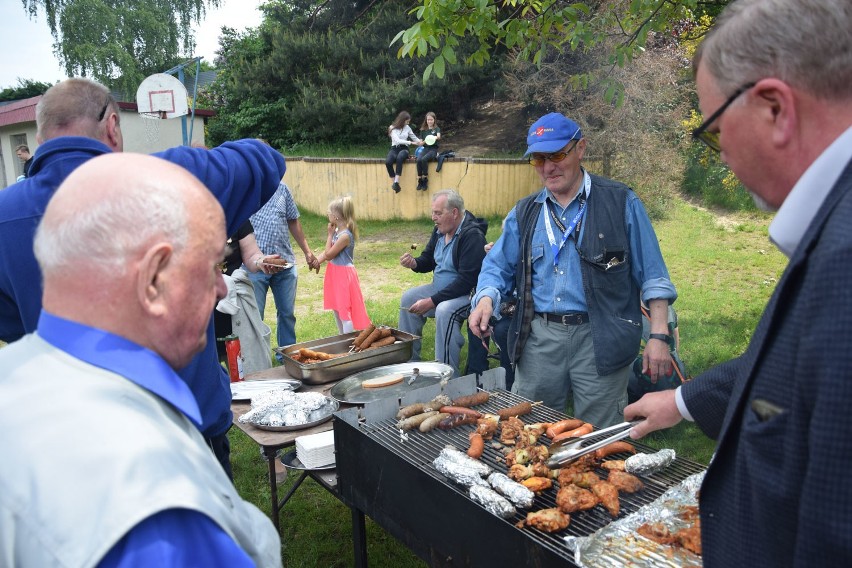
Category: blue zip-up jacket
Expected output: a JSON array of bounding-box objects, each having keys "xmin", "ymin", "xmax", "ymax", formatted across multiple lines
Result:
[{"xmin": 0, "ymin": 136, "xmax": 286, "ymax": 437}]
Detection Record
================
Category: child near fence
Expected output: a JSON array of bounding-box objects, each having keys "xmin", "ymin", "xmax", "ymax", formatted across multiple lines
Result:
[{"xmin": 316, "ymin": 196, "xmax": 371, "ymax": 333}]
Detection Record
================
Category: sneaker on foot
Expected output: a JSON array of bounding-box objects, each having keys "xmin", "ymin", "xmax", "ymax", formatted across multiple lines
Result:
[
  {"xmin": 392, "ymin": 182, "xmax": 401, "ymax": 193},
  {"xmin": 415, "ymin": 178, "xmax": 424, "ymax": 191},
  {"xmin": 422, "ymin": 177, "xmax": 429, "ymax": 190}
]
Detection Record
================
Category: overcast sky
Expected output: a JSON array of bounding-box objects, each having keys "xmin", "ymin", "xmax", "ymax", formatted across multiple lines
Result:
[{"xmin": 0, "ymin": 0, "xmax": 265, "ymax": 89}]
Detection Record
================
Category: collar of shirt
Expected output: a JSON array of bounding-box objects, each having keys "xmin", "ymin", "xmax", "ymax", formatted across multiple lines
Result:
[
  {"xmin": 536, "ymin": 169, "xmax": 592, "ymax": 209},
  {"xmin": 769, "ymin": 125, "xmax": 852, "ymax": 257},
  {"xmin": 36, "ymin": 310, "xmax": 202, "ymax": 427}
]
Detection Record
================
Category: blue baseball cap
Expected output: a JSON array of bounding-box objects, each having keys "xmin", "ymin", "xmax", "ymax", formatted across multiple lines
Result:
[{"xmin": 524, "ymin": 113, "xmax": 583, "ymax": 156}]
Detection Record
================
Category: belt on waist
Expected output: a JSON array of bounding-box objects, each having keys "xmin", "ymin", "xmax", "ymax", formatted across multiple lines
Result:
[{"xmin": 536, "ymin": 312, "xmax": 589, "ymax": 325}]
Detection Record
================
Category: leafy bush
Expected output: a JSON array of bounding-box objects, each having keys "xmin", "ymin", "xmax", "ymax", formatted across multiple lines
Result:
[{"xmin": 681, "ymin": 110, "xmax": 756, "ymax": 211}]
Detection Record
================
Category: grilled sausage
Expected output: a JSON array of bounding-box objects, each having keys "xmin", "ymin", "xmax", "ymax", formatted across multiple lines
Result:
[
  {"xmin": 438, "ymin": 413, "xmax": 479, "ymax": 430},
  {"xmin": 439, "ymin": 406, "xmax": 482, "ymax": 418},
  {"xmin": 419, "ymin": 412, "xmax": 451, "ymax": 433},
  {"xmin": 396, "ymin": 411, "xmax": 439, "ymax": 431},
  {"xmin": 467, "ymin": 432, "xmax": 485, "ymax": 459},
  {"xmin": 594, "ymin": 441, "xmax": 637, "ymax": 460},
  {"xmin": 452, "ymin": 391, "xmax": 490, "ymax": 408},
  {"xmin": 551, "ymin": 423, "xmax": 594, "ymax": 444},
  {"xmin": 365, "ymin": 335, "xmax": 396, "ymax": 350},
  {"xmin": 545, "ymin": 419, "xmax": 585, "ymax": 440},
  {"xmin": 497, "ymin": 402, "xmax": 532, "ymax": 420},
  {"xmin": 353, "ymin": 324, "xmax": 376, "ymax": 348},
  {"xmin": 396, "ymin": 402, "xmax": 427, "ymax": 420},
  {"xmin": 358, "ymin": 326, "xmax": 384, "ymax": 350}
]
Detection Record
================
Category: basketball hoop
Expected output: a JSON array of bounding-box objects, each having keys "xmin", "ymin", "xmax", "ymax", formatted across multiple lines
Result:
[{"xmin": 136, "ymin": 73, "xmax": 189, "ymax": 147}]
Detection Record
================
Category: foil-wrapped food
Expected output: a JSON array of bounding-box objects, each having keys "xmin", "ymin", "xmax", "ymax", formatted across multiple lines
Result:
[
  {"xmin": 487, "ymin": 472, "xmax": 535, "ymax": 509},
  {"xmin": 238, "ymin": 389, "xmax": 333, "ymax": 427},
  {"xmin": 625, "ymin": 449, "xmax": 676, "ymax": 476},
  {"xmin": 433, "ymin": 455, "xmax": 489, "ymax": 488},
  {"xmin": 437, "ymin": 445, "xmax": 492, "ymax": 477},
  {"xmin": 469, "ymin": 485, "xmax": 517, "ymax": 519}
]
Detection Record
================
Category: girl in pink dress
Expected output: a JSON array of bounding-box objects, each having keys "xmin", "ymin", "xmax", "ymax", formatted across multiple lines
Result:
[{"xmin": 316, "ymin": 196, "xmax": 371, "ymax": 333}]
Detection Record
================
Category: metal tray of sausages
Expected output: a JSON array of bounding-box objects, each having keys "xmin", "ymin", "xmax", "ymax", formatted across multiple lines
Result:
[{"xmin": 277, "ymin": 328, "xmax": 419, "ymax": 385}]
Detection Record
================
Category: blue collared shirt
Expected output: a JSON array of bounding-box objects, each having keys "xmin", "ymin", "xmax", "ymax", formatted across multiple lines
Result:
[
  {"xmin": 251, "ymin": 182, "xmax": 300, "ymax": 263},
  {"xmin": 474, "ymin": 175, "xmax": 676, "ymax": 314},
  {"xmin": 432, "ymin": 218, "xmax": 464, "ymax": 292},
  {"xmin": 37, "ymin": 312, "xmax": 254, "ymax": 567}
]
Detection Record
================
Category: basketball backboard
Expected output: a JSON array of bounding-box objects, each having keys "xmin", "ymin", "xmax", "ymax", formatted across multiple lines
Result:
[{"xmin": 136, "ymin": 73, "xmax": 189, "ymax": 119}]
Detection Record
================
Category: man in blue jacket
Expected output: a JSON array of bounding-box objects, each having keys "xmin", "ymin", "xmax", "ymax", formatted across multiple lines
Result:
[
  {"xmin": 469, "ymin": 113, "xmax": 676, "ymax": 428},
  {"xmin": 0, "ymin": 78, "xmax": 286, "ymax": 477},
  {"xmin": 626, "ymin": 0, "xmax": 852, "ymax": 565}
]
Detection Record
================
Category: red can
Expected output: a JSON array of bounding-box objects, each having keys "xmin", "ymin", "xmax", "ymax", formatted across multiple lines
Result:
[{"xmin": 224, "ymin": 334, "xmax": 244, "ymax": 382}]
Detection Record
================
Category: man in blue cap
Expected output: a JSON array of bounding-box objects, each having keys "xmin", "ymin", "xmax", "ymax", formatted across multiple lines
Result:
[{"xmin": 469, "ymin": 112, "xmax": 677, "ymax": 427}]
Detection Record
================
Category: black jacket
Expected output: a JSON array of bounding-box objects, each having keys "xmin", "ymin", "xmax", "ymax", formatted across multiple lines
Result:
[{"xmin": 411, "ymin": 210, "xmax": 488, "ymax": 305}]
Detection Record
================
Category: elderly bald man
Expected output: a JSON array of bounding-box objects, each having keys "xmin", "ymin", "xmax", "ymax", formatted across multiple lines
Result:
[
  {"xmin": 0, "ymin": 77, "xmax": 287, "ymax": 476},
  {"xmin": 0, "ymin": 154, "xmax": 281, "ymax": 567}
]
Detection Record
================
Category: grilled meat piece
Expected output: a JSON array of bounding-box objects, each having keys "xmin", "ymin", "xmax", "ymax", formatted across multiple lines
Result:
[
  {"xmin": 505, "ymin": 447, "xmax": 532, "ymax": 467},
  {"xmin": 556, "ymin": 484, "xmax": 598, "ymax": 513},
  {"xmin": 592, "ymin": 481, "xmax": 620, "ymax": 517},
  {"xmin": 508, "ymin": 463, "xmax": 533, "ymax": 481},
  {"xmin": 607, "ymin": 470, "xmax": 644, "ymax": 493},
  {"xmin": 637, "ymin": 522, "xmax": 677, "ymax": 545},
  {"xmin": 521, "ymin": 476, "xmax": 553, "ymax": 494},
  {"xmin": 600, "ymin": 460, "xmax": 626, "ymax": 471},
  {"xmin": 560, "ymin": 471, "xmax": 600, "ymax": 489},
  {"xmin": 530, "ymin": 462, "xmax": 553, "ymax": 478},
  {"xmin": 475, "ymin": 414, "xmax": 500, "ymax": 440},
  {"xmin": 499, "ymin": 416, "xmax": 525, "ymax": 445},
  {"xmin": 675, "ymin": 523, "xmax": 702, "ymax": 556},
  {"xmin": 523, "ymin": 508, "xmax": 570, "ymax": 533},
  {"xmin": 678, "ymin": 504, "xmax": 700, "ymax": 523}
]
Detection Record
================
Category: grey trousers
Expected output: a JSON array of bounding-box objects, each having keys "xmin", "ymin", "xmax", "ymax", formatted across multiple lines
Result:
[
  {"xmin": 398, "ymin": 283, "xmax": 470, "ymax": 376},
  {"xmin": 513, "ymin": 316, "xmax": 630, "ymax": 428}
]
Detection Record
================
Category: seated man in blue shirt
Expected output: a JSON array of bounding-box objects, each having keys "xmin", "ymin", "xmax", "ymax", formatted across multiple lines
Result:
[
  {"xmin": 0, "ymin": 154, "xmax": 280, "ymax": 567},
  {"xmin": 469, "ymin": 113, "xmax": 677, "ymax": 427},
  {"xmin": 399, "ymin": 189, "xmax": 487, "ymax": 375}
]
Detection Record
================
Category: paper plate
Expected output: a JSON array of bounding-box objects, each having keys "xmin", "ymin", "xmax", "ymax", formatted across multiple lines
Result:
[
  {"xmin": 424, "ymin": 134, "xmax": 437, "ymax": 146},
  {"xmin": 230, "ymin": 378, "xmax": 302, "ymax": 401}
]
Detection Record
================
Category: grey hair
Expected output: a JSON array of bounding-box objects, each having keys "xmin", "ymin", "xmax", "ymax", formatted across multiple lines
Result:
[
  {"xmin": 695, "ymin": 0, "xmax": 852, "ymax": 100},
  {"xmin": 36, "ymin": 78, "xmax": 118, "ymax": 141},
  {"xmin": 432, "ymin": 189, "xmax": 465, "ymax": 216},
  {"xmin": 34, "ymin": 179, "xmax": 188, "ymax": 276}
]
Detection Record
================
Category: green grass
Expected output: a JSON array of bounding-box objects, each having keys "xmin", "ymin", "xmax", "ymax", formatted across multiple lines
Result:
[{"xmin": 230, "ymin": 197, "xmax": 787, "ymax": 566}]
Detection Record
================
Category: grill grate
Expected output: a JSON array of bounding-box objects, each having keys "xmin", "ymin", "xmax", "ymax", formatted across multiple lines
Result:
[{"xmin": 355, "ymin": 390, "xmax": 705, "ymax": 562}]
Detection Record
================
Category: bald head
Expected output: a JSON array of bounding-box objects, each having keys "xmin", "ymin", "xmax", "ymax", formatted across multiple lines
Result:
[
  {"xmin": 35, "ymin": 153, "xmax": 227, "ymax": 368},
  {"xmin": 36, "ymin": 78, "xmax": 123, "ymax": 150}
]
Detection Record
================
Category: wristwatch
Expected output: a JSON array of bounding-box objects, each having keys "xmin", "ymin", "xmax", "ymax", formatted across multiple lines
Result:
[{"xmin": 648, "ymin": 333, "xmax": 670, "ymax": 343}]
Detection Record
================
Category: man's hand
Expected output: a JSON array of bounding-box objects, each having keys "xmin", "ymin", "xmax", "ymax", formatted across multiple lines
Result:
[
  {"xmin": 407, "ymin": 297, "xmax": 435, "ymax": 315},
  {"xmin": 305, "ymin": 251, "xmax": 320, "ymax": 272},
  {"xmin": 624, "ymin": 390, "xmax": 682, "ymax": 439},
  {"xmin": 642, "ymin": 338, "xmax": 672, "ymax": 383},
  {"xmin": 468, "ymin": 297, "xmax": 494, "ymax": 339},
  {"xmin": 400, "ymin": 252, "xmax": 417, "ymax": 269}
]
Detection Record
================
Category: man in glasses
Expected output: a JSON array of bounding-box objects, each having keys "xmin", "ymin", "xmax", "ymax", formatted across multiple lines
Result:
[
  {"xmin": 0, "ymin": 78, "xmax": 286, "ymax": 479},
  {"xmin": 469, "ymin": 112, "xmax": 677, "ymax": 428},
  {"xmin": 625, "ymin": 0, "xmax": 852, "ymax": 565}
]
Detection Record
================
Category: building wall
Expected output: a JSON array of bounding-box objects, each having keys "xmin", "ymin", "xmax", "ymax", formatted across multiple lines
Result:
[
  {"xmin": 0, "ymin": 123, "xmax": 38, "ymax": 187},
  {"xmin": 284, "ymin": 156, "xmax": 601, "ymax": 220}
]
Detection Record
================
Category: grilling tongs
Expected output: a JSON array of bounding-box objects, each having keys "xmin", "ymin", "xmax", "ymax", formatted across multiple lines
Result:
[{"xmin": 546, "ymin": 420, "xmax": 642, "ymax": 468}]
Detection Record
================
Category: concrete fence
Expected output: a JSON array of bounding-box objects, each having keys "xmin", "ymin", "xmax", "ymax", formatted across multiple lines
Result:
[{"xmin": 284, "ymin": 156, "xmax": 602, "ymax": 220}]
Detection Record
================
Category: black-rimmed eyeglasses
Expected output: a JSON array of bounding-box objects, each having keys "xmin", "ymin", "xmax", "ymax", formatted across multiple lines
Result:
[
  {"xmin": 97, "ymin": 100, "xmax": 111, "ymax": 122},
  {"xmin": 528, "ymin": 139, "xmax": 580, "ymax": 167},
  {"xmin": 691, "ymin": 82, "xmax": 756, "ymax": 152}
]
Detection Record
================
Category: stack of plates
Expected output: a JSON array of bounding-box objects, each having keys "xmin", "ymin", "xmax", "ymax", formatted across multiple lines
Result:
[{"xmin": 295, "ymin": 430, "xmax": 336, "ymax": 469}]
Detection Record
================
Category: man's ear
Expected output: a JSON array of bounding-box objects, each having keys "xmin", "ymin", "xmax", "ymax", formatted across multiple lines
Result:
[
  {"xmin": 753, "ymin": 79, "xmax": 797, "ymax": 148},
  {"xmin": 137, "ymin": 242, "xmax": 174, "ymax": 317},
  {"xmin": 105, "ymin": 112, "xmax": 122, "ymax": 151},
  {"xmin": 576, "ymin": 138, "xmax": 588, "ymax": 160}
]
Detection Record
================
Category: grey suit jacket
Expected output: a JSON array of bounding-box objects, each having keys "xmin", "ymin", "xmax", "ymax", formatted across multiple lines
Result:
[{"xmin": 683, "ymin": 156, "xmax": 852, "ymax": 566}]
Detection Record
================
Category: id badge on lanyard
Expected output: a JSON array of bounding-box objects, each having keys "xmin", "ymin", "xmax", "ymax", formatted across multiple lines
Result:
[{"xmin": 543, "ymin": 172, "xmax": 591, "ymax": 273}]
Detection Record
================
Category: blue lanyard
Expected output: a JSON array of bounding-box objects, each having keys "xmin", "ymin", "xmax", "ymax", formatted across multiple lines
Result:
[{"xmin": 543, "ymin": 172, "xmax": 590, "ymax": 273}]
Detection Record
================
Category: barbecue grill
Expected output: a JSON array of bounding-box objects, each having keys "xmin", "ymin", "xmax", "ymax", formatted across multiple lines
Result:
[{"xmin": 334, "ymin": 373, "xmax": 705, "ymax": 567}]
